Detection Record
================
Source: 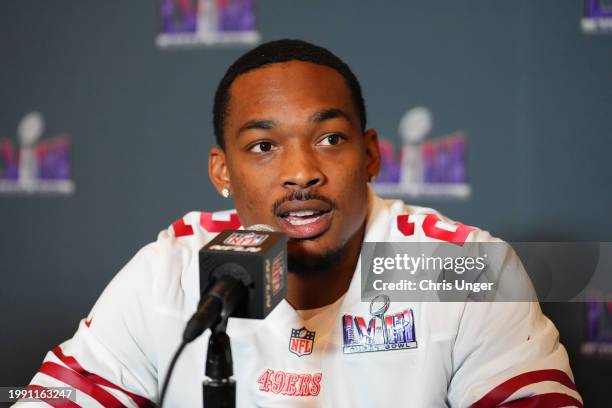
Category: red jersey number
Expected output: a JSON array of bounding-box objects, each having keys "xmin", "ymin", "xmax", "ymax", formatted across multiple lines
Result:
[{"xmin": 397, "ymin": 214, "xmax": 475, "ymax": 246}]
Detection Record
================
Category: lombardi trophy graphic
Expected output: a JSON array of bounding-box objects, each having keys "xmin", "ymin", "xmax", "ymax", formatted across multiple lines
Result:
[
  {"xmin": 17, "ymin": 112, "xmax": 44, "ymax": 192},
  {"xmin": 369, "ymin": 294, "xmax": 391, "ymax": 344},
  {"xmin": 398, "ymin": 107, "xmax": 431, "ymax": 187}
]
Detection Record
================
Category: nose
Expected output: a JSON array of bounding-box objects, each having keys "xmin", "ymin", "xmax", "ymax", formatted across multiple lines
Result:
[{"xmin": 280, "ymin": 146, "xmax": 325, "ymax": 190}]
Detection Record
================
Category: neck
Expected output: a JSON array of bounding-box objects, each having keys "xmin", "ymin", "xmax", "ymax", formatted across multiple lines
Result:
[{"xmin": 285, "ymin": 224, "xmax": 366, "ymax": 310}]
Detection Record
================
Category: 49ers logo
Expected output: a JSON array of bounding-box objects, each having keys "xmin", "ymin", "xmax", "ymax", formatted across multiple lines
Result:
[{"xmin": 257, "ymin": 369, "xmax": 322, "ymax": 396}]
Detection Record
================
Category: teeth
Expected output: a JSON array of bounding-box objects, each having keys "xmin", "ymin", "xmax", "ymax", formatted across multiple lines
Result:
[
  {"xmin": 287, "ymin": 215, "xmax": 321, "ymax": 226},
  {"xmin": 288, "ymin": 210, "xmax": 316, "ymax": 217}
]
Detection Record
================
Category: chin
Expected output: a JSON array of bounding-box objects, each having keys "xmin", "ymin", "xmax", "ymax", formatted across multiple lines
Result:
[
  {"xmin": 287, "ymin": 239, "xmax": 344, "ymax": 275},
  {"xmin": 287, "ymin": 236, "xmax": 328, "ymax": 255}
]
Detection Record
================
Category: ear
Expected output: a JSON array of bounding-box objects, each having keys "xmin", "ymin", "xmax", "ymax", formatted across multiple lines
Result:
[
  {"xmin": 209, "ymin": 146, "xmax": 231, "ymax": 193},
  {"xmin": 363, "ymin": 128, "xmax": 381, "ymax": 181}
]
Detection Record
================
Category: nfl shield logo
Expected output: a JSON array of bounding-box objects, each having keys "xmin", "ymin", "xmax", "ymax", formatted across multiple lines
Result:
[
  {"xmin": 289, "ymin": 327, "xmax": 315, "ymax": 357},
  {"xmin": 223, "ymin": 232, "xmax": 268, "ymax": 247}
]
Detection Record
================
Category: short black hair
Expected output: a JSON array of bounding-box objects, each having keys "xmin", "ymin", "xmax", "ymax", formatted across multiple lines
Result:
[{"xmin": 213, "ymin": 39, "xmax": 367, "ymax": 148}]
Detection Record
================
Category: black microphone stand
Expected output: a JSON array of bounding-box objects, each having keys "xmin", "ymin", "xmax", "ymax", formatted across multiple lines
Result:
[{"xmin": 203, "ymin": 318, "xmax": 235, "ymax": 408}]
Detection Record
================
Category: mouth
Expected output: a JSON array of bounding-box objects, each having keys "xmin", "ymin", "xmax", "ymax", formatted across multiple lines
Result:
[{"xmin": 274, "ymin": 200, "xmax": 333, "ymax": 240}]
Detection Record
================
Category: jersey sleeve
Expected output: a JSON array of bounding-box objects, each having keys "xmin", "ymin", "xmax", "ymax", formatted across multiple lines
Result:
[
  {"xmin": 13, "ymin": 210, "xmax": 240, "ymax": 408},
  {"xmin": 13, "ymin": 244, "xmax": 160, "ymax": 408},
  {"xmin": 390, "ymin": 202, "xmax": 582, "ymax": 407},
  {"xmin": 447, "ymin": 247, "xmax": 583, "ymax": 407}
]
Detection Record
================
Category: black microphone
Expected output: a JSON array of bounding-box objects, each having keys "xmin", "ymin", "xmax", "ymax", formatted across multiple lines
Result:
[
  {"xmin": 160, "ymin": 226, "xmax": 286, "ymax": 407},
  {"xmin": 182, "ymin": 225, "xmax": 287, "ymax": 343}
]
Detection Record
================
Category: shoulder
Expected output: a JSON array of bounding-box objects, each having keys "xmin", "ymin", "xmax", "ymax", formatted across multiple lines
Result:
[
  {"xmin": 107, "ymin": 209, "xmax": 242, "ymax": 311},
  {"xmin": 167, "ymin": 209, "xmax": 241, "ymax": 240},
  {"xmin": 369, "ymin": 193, "xmax": 500, "ymax": 244},
  {"xmin": 133, "ymin": 209, "xmax": 241, "ymax": 267}
]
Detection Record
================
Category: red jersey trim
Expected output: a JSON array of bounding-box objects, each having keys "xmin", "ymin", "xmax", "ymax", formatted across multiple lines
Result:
[
  {"xmin": 38, "ymin": 362, "xmax": 126, "ymax": 407},
  {"xmin": 51, "ymin": 347, "xmax": 152, "ymax": 407},
  {"xmin": 471, "ymin": 369, "xmax": 579, "ymax": 408},
  {"xmin": 499, "ymin": 392, "xmax": 583, "ymax": 408}
]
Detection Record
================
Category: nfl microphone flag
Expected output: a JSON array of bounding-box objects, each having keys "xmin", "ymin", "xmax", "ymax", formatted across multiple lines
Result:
[{"xmin": 199, "ymin": 229, "xmax": 287, "ymax": 320}]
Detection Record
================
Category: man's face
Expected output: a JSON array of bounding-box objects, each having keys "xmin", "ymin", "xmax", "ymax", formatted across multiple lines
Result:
[{"xmin": 209, "ymin": 61, "xmax": 380, "ymax": 270}]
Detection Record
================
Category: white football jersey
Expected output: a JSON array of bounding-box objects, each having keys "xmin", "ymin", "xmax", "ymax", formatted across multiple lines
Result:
[{"xmin": 16, "ymin": 190, "xmax": 582, "ymax": 407}]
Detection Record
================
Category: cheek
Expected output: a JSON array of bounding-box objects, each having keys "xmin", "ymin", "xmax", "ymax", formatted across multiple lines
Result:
[
  {"xmin": 326, "ymin": 163, "xmax": 369, "ymax": 235},
  {"xmin": 327, "ymin": 155, "xmax": 368, "ymax": 197},
  {"xmin": 328, "ymin": 147, "xmax": 368, "ymax": 178},
  {"xmin": 231, "ymin": 172, "xmax": 274, "ymax": 224}
]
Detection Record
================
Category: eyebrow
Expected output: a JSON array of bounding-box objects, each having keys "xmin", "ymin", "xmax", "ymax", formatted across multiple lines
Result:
[
  {"xmin": 309, "ymin": 108, "xmax": 351, "ymax": 124},
  {"xmin": 235, "ymin": 108, "xmax": 352, "ymax": 138},
  {"xmin": 237, "ymin": 119, "xmax": 277, "ymax": 136}
]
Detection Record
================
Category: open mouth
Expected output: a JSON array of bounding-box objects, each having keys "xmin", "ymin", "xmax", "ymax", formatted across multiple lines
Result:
[
  {"xmin": 282, "ymin": 209, "xmax": 329, "ymax": 226},
  {"xmin": 275, "ymin": 200, "xmax": 334, "ymax": 239}
]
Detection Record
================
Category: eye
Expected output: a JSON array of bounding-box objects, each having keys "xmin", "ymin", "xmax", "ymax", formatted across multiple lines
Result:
[
  {"xmin": 249, "ymin": 141, "xmax": 276, "ymax": 153},
  {"xmin": 318, "ymin": 133, "xmax": 345, "ymax": 146}
]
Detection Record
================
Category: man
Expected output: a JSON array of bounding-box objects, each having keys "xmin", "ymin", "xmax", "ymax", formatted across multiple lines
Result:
[{"xmin": 18, "ymin": 39, "xmax": 581, "ymax": 407}]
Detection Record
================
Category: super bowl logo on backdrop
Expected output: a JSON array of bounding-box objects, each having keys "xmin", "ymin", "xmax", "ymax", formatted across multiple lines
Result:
[
  {"xmin": 581, "ymin": 297, "xmax": 612, "ymax": 357},
  {"xmin": 372, "ymin": 107, "xmax": 470, "ymax": 200},
  {"xmin": 582, "ymin": 0, "xmax": 612, "ymax": 33},
  {"xmin": 289, "ymin": 327, "xmax": 315, "ymax": 357},
  {"xmin": 343, "ymin": 294, "xmax": 417, "ymax": 354},
  {"xmin": 223, "ymin": 232, "xmax": 268, "ymax": 247},
  {"xmin": 156, "ymin": 0, "xmax": 261, "ymax": 48},
  {"xmin": 0, "ymin": 112, "xmax": 74, "ymax": 195}
]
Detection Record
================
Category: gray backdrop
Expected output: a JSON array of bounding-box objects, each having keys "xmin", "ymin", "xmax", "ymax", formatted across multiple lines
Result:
[{"xmin": 1, "ymin": 1, "xmax": 610, "ymax": 405}]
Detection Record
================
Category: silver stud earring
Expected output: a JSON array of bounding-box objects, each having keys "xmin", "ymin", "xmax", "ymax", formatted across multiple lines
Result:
[{"xmin": 221, "ymin": 188, "xmax": 230, "ymax": 198}]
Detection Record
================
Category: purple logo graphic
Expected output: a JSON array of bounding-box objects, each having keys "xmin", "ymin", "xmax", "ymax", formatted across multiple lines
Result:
[
  {"xmin": 422, "ymin": 133, "xmax": 467, "ymax": 184},
  {"xmin": 0, "ymin": 140, "xmax": 18, "ymax": 180},
  {"xmin": 157, "ymin": 0, "xmax": 260, "ymax": 47},
  {"xmin": 586, "ymin": 301, "xmax": 612, "ymax": 343},
  {"xmin": 585, "ymin": 0, "xmax": 612, "ymax": 17},
  {"xmin": 372, "ymin": 107, "xmax": 470, "ymax": 199},
  {"xmin": 581, "ymin": 295, "xmax": 612, "ymax": 357},
  {"xmin": 582, "ymin": 0, "xmax": 612, "ymax": 33},
  {"xmin": 343, "ymin": 295, "xmax": 417, "ymax": 354},
  {"xmin": 160, "ymin": 0, "xmax": 198, "ymax": 33},
  {"xmin": 0, "ymin": 112, "xmax": 74, "ymax": 195},
  {"xmin": 218, "ymin": 0, "xmax": 256, "ymax": 32}
]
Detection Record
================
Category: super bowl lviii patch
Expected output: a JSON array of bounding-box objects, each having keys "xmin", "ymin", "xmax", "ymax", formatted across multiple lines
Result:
[{"xmin": 342, "ymin": 295, "xmax": 417, "ymax": 354}]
